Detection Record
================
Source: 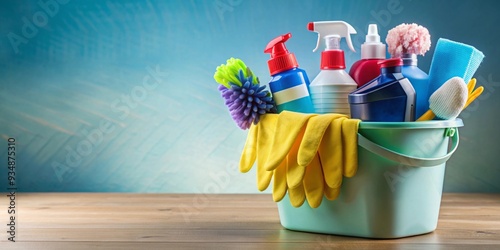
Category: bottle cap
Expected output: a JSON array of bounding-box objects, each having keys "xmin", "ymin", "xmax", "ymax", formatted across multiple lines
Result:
[
  {"xmin": 264, "ymin": 33, "xmax": 298, "ymax": 75},
  {"xmin": 361, "ymin": 24, "xmax": 386, "ymax": 59},
  {"xmin": 378, "ymin": 58, "xmax": 403, "ymax": 68},
  {"xmin": 321, "ymin": 35, "xmax": 345, "ymax": 69}
]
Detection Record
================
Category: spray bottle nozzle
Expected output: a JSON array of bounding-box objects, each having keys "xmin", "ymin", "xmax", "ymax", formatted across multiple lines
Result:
[
  {"xmin": 366, "ymin": 24, "xmax": 380, "ymax": 43},
  {"xmin": 324, "ymin": 35, "xmax": 341, "ymax": 50},
  {"xmin": 307, "ymin": 21, "xmax": 357, "ymax": 52},
  {"xmin": 264, "ymin": 33, "xmax": 298, "ymax": 75},
  {"xmin": 264, "ymin": 33, "xmax": 291, "ymax": 57}
]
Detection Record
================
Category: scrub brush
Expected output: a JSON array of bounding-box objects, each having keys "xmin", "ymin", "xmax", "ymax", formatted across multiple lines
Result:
[
  {"xmin": 214, "ymin": 58, "xmax": 276, "ymax": 129},
  {"xmin": 417, "ymin": 77, "xmax": 468, "ymax": 121}
]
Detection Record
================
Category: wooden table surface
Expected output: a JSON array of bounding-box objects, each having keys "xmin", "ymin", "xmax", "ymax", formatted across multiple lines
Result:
[{"xmin": 1, "ymin": 193, "xmax": 499, "ymax": 249}]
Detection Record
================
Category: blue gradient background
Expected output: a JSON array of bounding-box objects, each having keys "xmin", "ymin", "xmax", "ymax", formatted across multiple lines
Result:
[{"xmin": 0, "ymin": 0, "xmax": 499, "ymax": 193}]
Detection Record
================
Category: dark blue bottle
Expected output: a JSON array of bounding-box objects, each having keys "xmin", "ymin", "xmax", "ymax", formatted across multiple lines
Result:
[{"xmin": 349, "ymin": 58, "xmax": 415, "ymax": 122}]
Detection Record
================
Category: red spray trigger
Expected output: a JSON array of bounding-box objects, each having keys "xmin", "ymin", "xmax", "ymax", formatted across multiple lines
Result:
[
  {"xmin": 264, "ymin": 33, "xmax": 298, "ymax": 75},
  {"xmin": 264, "ymin": 33, "xmax": 292, "ymax": 57}
]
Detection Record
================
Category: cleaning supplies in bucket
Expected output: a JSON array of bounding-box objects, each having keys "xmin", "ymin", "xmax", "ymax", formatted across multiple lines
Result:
[
  {"xmin": 212, "ymin": 17, "xmax": 484, "ymax": 239},
  {"xmin": 349, "ymin": 58, "xmax": 416, "ymax": 122}
]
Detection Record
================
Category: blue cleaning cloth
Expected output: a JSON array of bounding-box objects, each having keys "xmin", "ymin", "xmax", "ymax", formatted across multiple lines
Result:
[{"xmin": 427, "ymin": 38, "xmax": 484, "ymax": 103}]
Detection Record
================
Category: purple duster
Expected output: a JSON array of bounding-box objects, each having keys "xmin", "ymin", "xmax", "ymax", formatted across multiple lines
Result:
[{"xmin": 219, "ymin": 70, "xmax": 276, "ymax": 129}]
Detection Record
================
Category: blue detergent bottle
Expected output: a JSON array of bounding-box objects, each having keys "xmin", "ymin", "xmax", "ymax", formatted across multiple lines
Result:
[
  {"xmin": 264, "ymin": 33, "xmax": 315, "ymax": 113},
  {"xmin": 348, "ymin": 58, "xmax": 415, "ymax": 122},
  {"xmin": 401, "ymin": 53, "xmax": 429, "ymax": 120}
]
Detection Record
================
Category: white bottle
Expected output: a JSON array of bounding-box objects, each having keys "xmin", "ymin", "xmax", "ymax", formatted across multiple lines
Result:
[{"xmin": 308, "ymin": 22, "xmax": 358, "ymax": 115}]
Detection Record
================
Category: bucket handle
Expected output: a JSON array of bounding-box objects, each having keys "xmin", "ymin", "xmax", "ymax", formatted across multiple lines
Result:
[{"xmin": 357, "ymin": 128, "xmax": 459, "ymax": 167}]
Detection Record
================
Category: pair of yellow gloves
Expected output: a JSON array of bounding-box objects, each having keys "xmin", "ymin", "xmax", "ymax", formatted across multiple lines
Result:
[{"xmin": 239, "ymin": 111, "xmax": 361, "ymax": 208}]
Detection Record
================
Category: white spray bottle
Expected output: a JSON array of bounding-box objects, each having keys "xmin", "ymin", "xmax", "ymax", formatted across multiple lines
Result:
[{"xmin": 307, "ymin": 21, "xmax": 357, "ymax": 115}]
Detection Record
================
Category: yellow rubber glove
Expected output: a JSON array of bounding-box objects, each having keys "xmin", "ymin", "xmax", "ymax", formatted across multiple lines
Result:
[
  {"xmin": 288, "ymin": 182, "xmax": 306, "ymax": 208},
  {"xmin": 272, "ymin": 158, "xmax": 287, "ymax": 202},
  {"xmin": 324, "ymin": 180, "xmax": 341, "ymax": 200},
  {"xmin": 462, "ymin": 78, "xmax": 484, "ymax": 111},
  {"xmin": 318, "ymin": 116, "xmax": 346, "ymax": 189},
  {"xmin": 464, "ymin": 86, "xmax": 484, "ymax": 109},
  {"xmin": 303, "ymin": 153, "xmax": 324, "ymax": 208},
  {"xmin": 265, "ymin": 111, "xmax": 316, "ymax": 172},
  {"xmin": 238, "ymin": 113, "xmax": 361, "ymax": 206},
  {"xmin": 342, "ymin": 119, "xmax": 361, "ymax": 178},
  {"xmin": 297, "ymin": 114, "xmax": 346, "ymax": 167},
  {"xmin": 256, "ymin": 114, "xmax": 278, "ymax": 191},
  {"xmin": 467, "ymin": 78, "xmax": 476, "ymax": 95},
  {"xmin": 239, "ymin": 123, "xmax": 258, "ymax": 173},
  {"xmin": 286, "ymin": 126, "xmax": 306, "ymax": 189}
]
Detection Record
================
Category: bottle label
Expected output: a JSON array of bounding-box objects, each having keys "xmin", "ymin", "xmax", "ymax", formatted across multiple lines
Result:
[
  {"xmin": 277, "ymin": 97, "xmax": 315, "ymax": 113},
  {"xmin": 272, "ymin": 84, "xmax": 310, "ymax": 105}
]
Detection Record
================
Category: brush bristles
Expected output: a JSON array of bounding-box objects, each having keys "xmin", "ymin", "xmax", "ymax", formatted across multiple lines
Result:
[{"xmin": 429, "ymin": 77, "xmax": 468, "ymax": 119}]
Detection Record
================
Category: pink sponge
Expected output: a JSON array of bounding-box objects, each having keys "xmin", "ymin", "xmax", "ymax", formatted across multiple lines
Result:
[{"xmin": 386, "ymin": 23, "xmax": 431, "ymax": 57}]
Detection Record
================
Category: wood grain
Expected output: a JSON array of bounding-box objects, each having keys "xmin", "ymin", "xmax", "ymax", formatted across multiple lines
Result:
[{"xmin": 0, "ymin": 193, "xmax": 499, "ymax": 249}]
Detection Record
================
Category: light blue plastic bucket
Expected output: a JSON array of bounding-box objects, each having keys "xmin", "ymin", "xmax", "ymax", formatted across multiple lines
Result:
[{"xmin": 277, "ymin": 119, "xmax": 463, "ymax": 238}]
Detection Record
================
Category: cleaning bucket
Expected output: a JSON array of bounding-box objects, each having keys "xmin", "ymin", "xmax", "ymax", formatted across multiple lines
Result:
[{"xmin": 277, "ymin": 119, "xmax": 463, "ymax": 238}]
